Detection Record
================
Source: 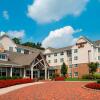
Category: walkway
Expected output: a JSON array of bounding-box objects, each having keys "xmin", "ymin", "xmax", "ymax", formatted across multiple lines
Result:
[
  {"xmin": 0, "ymin": 81, "xmax": 100, "ymax": 100},
  {"xmin": 0, "ymin": 82, "xmax": 44, "ymax": 95}
]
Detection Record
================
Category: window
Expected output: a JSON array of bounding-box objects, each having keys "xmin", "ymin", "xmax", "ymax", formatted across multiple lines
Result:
[
  {"xmin": 74, "ymin": 49, "xmax": 78, "ymax": 53},
  {"xmin": 60, "ymin": 58, "xmax": 64, "ymax": 62},
  {"xmin": 74, "ymin": 64, "xmax": 78, "ymax": 67},
  {"xmin": 0, "ymin": 68, "xmax": 8, "ymax": 77},
  {"xmin": 98, "ymin": 56, "xmax": 100, "ymax": 60},
  {"xmin": 60, "ymin": 52, "xmax": 64, "ymax": 55},
  {"xmin": 69, "ymin": 73, "xmax": 72, "ymax": 77},
  {"xmin": 98, "ymin": 48, "xmax": 100, "ymax": 52},
  {"xmin": 74, "ymin": 72, "xmax": 78, "ymax": 77},
  {"xmin": 54, "ymin": 59, "xmax": 57, "ymax": 63},
  {"xmin": 0, "ymin": 54, "xmax": 7, "ymax": 60},
  {"xmin": 74, "ymin": 56, "xmax": 78, "ymax": 60},
  {"xmin": 69, "ymin": 65, "xmax": 72, "ymax": 68},
  {"xmin": 26, "ymin": 70, "xmax": 31, "ymax": 77},
  {"xmin": 48, "ymin": 60, "xmax": 51, "ymax": 63},
  {"xmin": 67, "ymin": 50, "xmax": 72, "ymax": 57},
  {"xmin": 17, "ymin": 48, "xmax": 21, "ymax": 53},
  {"xmin": 48, "ymin": 54, "xmax": 51, "ymax": 57},
  {"xmin": 24, "ymin": 50, "xmax": 29, "ymax": 54},
  {"xmin": 9, "ymin": 47, "xmax": 13, "ymax": 52},
  {"xmin": 54, "ymin": 53, "xmax": 57, "ymax": 56},
  {"xmin": 69, "ymin": 58, "xmax": 72, "ymax": 61},
  {"xmin": 12, "ymin": 68, "xmax": 20, "ymax": 76}
]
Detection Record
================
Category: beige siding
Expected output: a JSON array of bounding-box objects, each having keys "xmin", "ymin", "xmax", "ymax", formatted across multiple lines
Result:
[{"xmin": 0, "ymin": 36, "xmax": 17, "ymax": 52}]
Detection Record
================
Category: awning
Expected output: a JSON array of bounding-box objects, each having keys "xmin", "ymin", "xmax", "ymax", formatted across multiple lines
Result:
[{"xmin": 48, "ymin": 66, "xmax": 61, "ymax": 70}]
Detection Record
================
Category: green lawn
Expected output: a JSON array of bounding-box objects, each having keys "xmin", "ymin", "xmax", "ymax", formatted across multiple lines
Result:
[{"xmin": 65, "ymin": 78, "xmax": 97, "ymax": 81}]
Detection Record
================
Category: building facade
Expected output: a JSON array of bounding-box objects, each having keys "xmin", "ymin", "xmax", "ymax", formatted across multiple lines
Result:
[
  {"xmin": 0, "ymin": 35, "xmax": 48, "ymax": 80},
  {"xmin": 44, "ymin": 36, "xmax": 100, "ymax": 78}
]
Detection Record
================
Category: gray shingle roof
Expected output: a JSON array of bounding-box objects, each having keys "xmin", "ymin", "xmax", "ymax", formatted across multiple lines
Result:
[
  {"xmin": 93, "ymin": 40, "xmax": 100, "ymax": 46},
  {"xmin": 0, "ymin": 60, "xmax": 19, "ymax": 67},
  {"xmin": 16, "ymin": 44, "xmax": 44, "ymax": 53},
  {"xmin": 46, "ymin": 46, "xmax": 72, "ymax": 54},
  {"xmin": 6, "ymin": 51, "xmax": 40, "ymax": 66}
]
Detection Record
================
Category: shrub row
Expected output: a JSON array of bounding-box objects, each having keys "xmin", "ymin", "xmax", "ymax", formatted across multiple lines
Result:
[
  {"xmin": 0, "ymin": 78, "xmax": 33, "ymax": 88},
  {"xmin": 55, "ymin": 76, "xmax": 65, "ymax": 81},
  {"xmin": 0, "ymin": 76, "xmax": 22, "ymax": 80},
  {"xmin": 82, "ymin": 73, "xmax": 100, "ymax": 79},
  {"xmin": 97, "ymin": 80, "xmax": 100, "ymax": 84},
  {"xmin": 85, "ymin": 82, "xmax": 100, "ymax": 90}
]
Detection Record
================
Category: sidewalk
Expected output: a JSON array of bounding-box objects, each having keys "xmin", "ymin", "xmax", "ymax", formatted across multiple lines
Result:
[{"xmin": 0, "ymin": 82, "xmax": 44, "ymax": 95}]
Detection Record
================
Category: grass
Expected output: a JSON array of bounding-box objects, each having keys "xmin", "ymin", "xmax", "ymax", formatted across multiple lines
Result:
[{"xmin": 65, "ymin": 78, "xmax": 97, "ymax": 81}]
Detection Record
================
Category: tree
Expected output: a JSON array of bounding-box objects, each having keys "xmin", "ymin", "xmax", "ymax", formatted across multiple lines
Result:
[
  {"xmin": 61, "ymin": 62, "xmax": 68, "ymax": 77},
  {"xmin": 22, "ymin": 42, "xmax": 35, "ymax": 48},
  {"xmin": 12, "ymin": 38, "xmax": 21, "ymax": 44},
  {"xmin": 22, "ymin": 42, "xmax": 44, "ymax": 50},
  {"xmin": 88, "ymin": 62, "xmax": 99, "ymax": 76}
]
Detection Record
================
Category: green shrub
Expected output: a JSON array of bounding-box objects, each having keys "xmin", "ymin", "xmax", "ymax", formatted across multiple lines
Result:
[
  {"xmin": 97, "ymin": 80, "xmax": 100, "ymax": 84},
  {"xmin": 82, "ymin": 74, "xmax": 92, "ymax": 79},
  {"xmin": 51, "ymin": 73, "xmax": 60, "ymax": 80},
  {"xmin": 82, "ymin": 73, "xmax": 100, "ymax": 79},
  {"xmin": 93, "ymin": 73, "xmax": 100, "ymax": 79},
  {"xmin": 0, "ymin": 76, "xmax": 22, "ymax": 80},
  {"xmin": 0, "ymin": 76, "xmax": 12, "ymax": 80}
]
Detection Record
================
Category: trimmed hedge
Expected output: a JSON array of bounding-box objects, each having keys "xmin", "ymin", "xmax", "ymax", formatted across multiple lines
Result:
[
  {"xmin": 0, "ymin": 76, "xmax": 22, "ymax": 80},
  {"xmin": 93, "ymin": 73, "xmax": 100, "ymax": 79},
  {"xmin": 82, "ymin": 73, "xmax": 100, "ymax": 79},
  {"xmin": 97, "ymin": 80, "xmax": 100, "ymax": 84},
  {"xmin": 0, "ymin": 78, "xmax": 33, "ymax": 88},
  {"xmin": 82, "ymin": 74, "xmax": 91, "ymax": 79},
  {"xmin": 85, "ymin": 82, "xmax": 100, "ymax": 90}
]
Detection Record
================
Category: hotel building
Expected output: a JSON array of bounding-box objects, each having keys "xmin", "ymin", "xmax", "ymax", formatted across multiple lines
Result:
[
  {"xmin": 44, "ymin": 36, "xmax": 100, "ymax": 78},
  {"xmin": 0, "ymin": 35, "xmax": 100, "ymax": 79},
  {"xmin": 0, "ymin": 35, "xmax": 48, "ymax": 80}
]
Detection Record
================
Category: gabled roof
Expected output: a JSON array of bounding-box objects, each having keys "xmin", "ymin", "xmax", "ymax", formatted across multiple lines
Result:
[
  {"xmin": 6, "ymin": 51, "xmax": 40, "ymax": 66},
  {"xmin": 0, "ymin": 34, "xmax": 9, "ymax": 39},
  {"xmin": 0, "ymin": 60, "xmax": 19, "ymax": 67},
  {"xmin": 46, "ymin": 46, "xmax": 72, "ymax": 54},
  {"xmin": 78, "ymin": 36, "xmax": 94, "ymax": 44},
  {"xmin": 16, "ymin": 44, "xmax": 44, "ymax": 53},
  {"xmin": 93, "ymin": 40, "xmax": 100, "ymax": 46}
]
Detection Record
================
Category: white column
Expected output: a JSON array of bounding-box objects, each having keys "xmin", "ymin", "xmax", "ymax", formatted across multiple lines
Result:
[
  {"xmin": 10, "ymin": 67, "xmax": 12, "ymax": 77},
  {"xmin": 48, "ymin": 70, "xmax": 49, "ymax": 79},
  {"xmin": 31, "ymin": 66, "xmax": 33, "ymax": 79},
  {"xmin": 45, "ymin": 65, "xmax": 47, "ymax": 80},
  {"xmin": 20, "ymin": 68, "xmax": 22, "ymax": 77},
  {"xmin": 23, "ymin": 68, "xmax": 26, "ymax": 78},
  {"xmin": 38, "ymin": 70, "xmax": 40, "ymax": 78}
]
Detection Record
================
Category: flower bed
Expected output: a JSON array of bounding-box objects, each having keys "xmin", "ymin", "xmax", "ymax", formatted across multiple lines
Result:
[
  {"xmin": 0, "ymin": 78, "xmax": 33, "ymax": 88},
  {"xmin": 85, "ymin": 83, "xmax": 100, "ymax": 90},
  {"xmin": 55, "ymin": 77, "xmax": 65, "ymax": 81}
]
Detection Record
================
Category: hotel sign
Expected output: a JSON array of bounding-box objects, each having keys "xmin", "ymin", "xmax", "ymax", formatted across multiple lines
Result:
[{"xmin": 76, "ymin": 42, "xmax": 87, "ymax": 48}]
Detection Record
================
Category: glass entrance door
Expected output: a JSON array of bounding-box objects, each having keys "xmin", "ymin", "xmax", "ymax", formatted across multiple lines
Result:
[{"xmin": 33, "ymin": 71, "xmax": 38, "ymax": 78}]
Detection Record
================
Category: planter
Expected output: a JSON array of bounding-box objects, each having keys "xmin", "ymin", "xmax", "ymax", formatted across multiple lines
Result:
[
  {"xmin": 0, "ymin": 78, "xmax": 33, "ymax": 88},
  {"xmin": 85, "ymin": 83, "xmax": 100, "ymax": 90},
  {"xmin": 55, "ymin": 77, "xmax": 65, "ymax": 81}
]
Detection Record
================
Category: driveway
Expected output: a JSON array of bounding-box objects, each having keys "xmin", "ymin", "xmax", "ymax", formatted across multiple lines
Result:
[{"xmin": 0, "ymin": 81, "xmax": 99, "ymax": 100}]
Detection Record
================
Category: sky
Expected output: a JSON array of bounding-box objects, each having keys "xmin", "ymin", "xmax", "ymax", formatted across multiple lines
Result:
[{"xmin": 0, "ymin": 0, "xmax": 100, "ymax": 48}]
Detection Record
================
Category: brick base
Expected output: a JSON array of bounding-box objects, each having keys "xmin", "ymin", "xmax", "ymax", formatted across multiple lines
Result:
[
  {"xmin": 71, "ymin": 63, "xmax": 89, "ymax": 78},
  {"xmin": 78, "ymin": 63, "xmax": 89, "ymax": 78}
]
